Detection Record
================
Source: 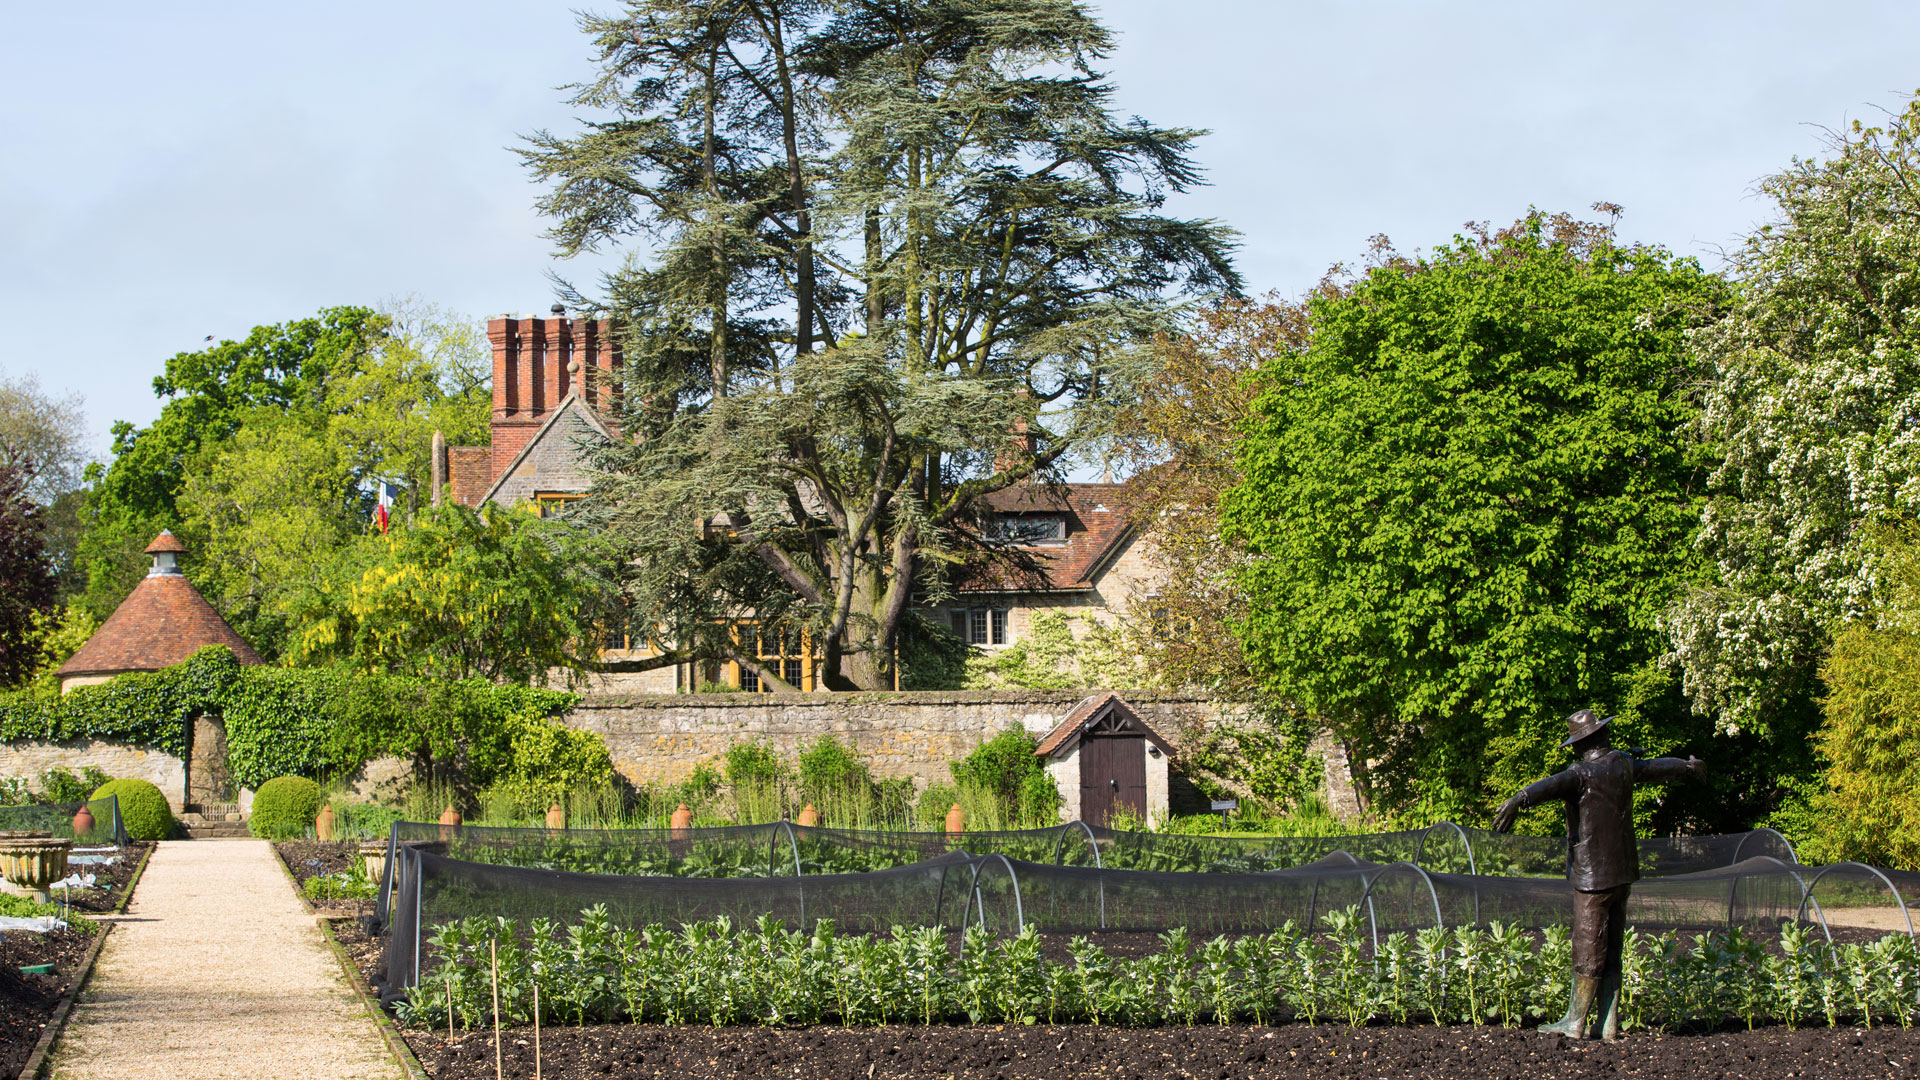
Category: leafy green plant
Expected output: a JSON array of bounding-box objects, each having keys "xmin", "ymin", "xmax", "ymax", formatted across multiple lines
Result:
[
  {"xmin": 401, "ymin": 911, "xmax": 1920, "ymax": 1033},
  {"xmin": 0, "ymin": 892, "xmax": 98, "ymax": 932},
  {"xmin": 38, "ymin": 766, "xmax": 110, "ymax": 804}
]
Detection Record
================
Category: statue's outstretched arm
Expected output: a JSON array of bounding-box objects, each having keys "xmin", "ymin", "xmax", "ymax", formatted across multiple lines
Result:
[
  {"xmin": 1493, "ymin": 769, "xmax": 1578, "ymax": 833},
  {"xmin": 1633, "ymin": 756, "xmax": 1705, "ymax": 785}
]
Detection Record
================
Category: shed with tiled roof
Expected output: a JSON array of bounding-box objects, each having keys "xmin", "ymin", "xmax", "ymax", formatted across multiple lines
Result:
[
  {"xmin": 1033, "ymin": 692, "xmax": 1174, "ymax": 827},
  {"xmin": 56, "ymin": 531, "xmax": 264, "ymax": 692}
]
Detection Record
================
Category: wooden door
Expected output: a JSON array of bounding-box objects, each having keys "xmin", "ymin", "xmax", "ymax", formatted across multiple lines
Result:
[{"xmin": 1079, "ymin": 734, "xmax": 1146, "ymax": 826}]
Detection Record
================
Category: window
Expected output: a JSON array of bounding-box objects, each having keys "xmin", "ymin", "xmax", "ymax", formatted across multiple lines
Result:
[
  {"xmin": 958, "ymin": 607, "xmax": 1011, "ymax": 646},
  {"xmin": 533, "ymin": 492, "xmax": 584, "ymax": 518},
  {"xmin": 988, "ymin": 515, "xmax": 1066, "ymax": 544},
  {"xmin": 739, "ymin": 665, "xmax": 760, "ymax": 692},
  {"xmin": 783, "ymin": 658, "xmax": 803, "ymax": 687}
]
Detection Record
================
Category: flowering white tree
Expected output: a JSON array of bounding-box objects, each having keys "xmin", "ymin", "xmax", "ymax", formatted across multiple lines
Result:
[{"xmin": 1666, "ymin": 98, "xmax": 1920, "ymax": 734}]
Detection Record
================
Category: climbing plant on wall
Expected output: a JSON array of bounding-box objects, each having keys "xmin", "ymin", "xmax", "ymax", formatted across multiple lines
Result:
[{"xmin": 0, "ymin": 646, "xmax": 580, "ymax": 790}]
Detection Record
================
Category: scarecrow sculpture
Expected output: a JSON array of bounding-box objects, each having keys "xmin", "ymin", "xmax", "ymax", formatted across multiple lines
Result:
[{"xmin": 1491, "ymin": 708, "xmax": 1705, "ymax": 1040}]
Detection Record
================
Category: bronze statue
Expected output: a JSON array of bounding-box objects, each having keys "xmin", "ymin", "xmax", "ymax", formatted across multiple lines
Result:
[{"xmin": 1491, "ymin": 708, "xmax": 1705, "ymax": 1040}]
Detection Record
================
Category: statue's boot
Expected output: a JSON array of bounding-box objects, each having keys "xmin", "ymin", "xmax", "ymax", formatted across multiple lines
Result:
[
  {"xmin": 1539, "ymin": 976, "xmax": 1600, "ymax": 1038},
  {"xmin": 1595, "ymin": 971, "xmax": 1623, "ymax": 1042}
]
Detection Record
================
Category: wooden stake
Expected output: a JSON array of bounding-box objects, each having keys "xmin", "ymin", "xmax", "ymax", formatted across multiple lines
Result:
[
  {"xmin": 533, "ymin": 981, "xmax": 542, "ymax": 1080},
  {"xmin": 448, "ymin": 964, "xmax": 456, "ymax": 1040},
  {"xmin": 491, "ymin": 938, "xmax": 503, "ymax": 1080}
]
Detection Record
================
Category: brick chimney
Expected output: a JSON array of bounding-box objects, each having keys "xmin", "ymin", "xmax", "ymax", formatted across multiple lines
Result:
[{"xmin": 486, "ymin": 307, "xmax": 623, "ymax": 483}]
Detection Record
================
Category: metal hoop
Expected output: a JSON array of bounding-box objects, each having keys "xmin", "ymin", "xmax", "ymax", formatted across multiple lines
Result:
[
  {"xmin": 1415, "ymin": 821, "xmax": 1478, "ymax": 876},
  {"xmin": 961, "ymin": 854, "xmax": 1026, "ymax": 933},
  {"xmin": 1713, "ymin": 854, "xmax": 1810, "ymax": 936},
  {"xmin": 767, "ymin": 820, "xmax": 806, "ymax": 926},
  {"xmin": 1730, "ymin": 826, "xmax": 1798, "ymax": 866},
  {"xmin": 1050, "ymin": 821, "xmax": 1103, "ymax": 868},
  {"xmin": 1051, "ymin": 821, "xmax": 1105, "ymax": 930},
  {"xmin": 1417, "ymin": 821, "xmax": 1480, "ymax": 925},
  {"xmin": 1358, "ymin": 860, "xmax": 1446, "ymax": 958},
  {"xmin": 1794, "ymin": 862, "xmax": 1915, "ymax": 940}
]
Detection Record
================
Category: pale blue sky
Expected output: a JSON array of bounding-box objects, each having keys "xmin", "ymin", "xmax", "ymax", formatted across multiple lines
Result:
[{"xmin": 5, "ymin": 1, "xmax": 1918, "ymax": 458}]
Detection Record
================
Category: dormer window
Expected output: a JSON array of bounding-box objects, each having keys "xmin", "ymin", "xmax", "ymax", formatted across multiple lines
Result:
[{"xmin": 989, "ymin": 515, "xmax": 1066, "ymax": 545}]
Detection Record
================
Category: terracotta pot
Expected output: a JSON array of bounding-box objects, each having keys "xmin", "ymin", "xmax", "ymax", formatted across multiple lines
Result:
[
  {"xmin": 945, "ymin": 802, "xmax": 965, "ymax": 835},
  {"xmin": 437, "ymin": 804, "xmax": 461, "ymax": 842},
  {"xmin": 545, "ymin": 803, "xmax": 566, "ymax": 831},
  {"xmin": 796, "ymin": 803, "xmax": 819, "ymax": 828},
  {"xmin": 316, "ymin": 803, "xmax": 336, "ymax": 842},
  {"xmin": 70, "ymin": 806, "xmax": 95, "ymax": 839}
]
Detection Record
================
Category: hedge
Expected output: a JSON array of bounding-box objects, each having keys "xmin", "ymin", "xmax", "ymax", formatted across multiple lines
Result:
[
  {"xmin": 249, "ymin": 776, "xmax": 325, "ymax": 840},
  {"xmin": 92, "ymin": 778, "xmax": 174, "ymax": 841},
  {"xmin": 0, "ymin": 647, "xmax": 579, "ymax": 790}
]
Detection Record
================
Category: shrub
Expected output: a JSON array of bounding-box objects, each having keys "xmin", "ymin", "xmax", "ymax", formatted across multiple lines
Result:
[
  {"xmin": 90, "ymin": 778, "xmax": 173, "ymax": 841},
  {"xmin": 949, "ymin": 728, "xmax": 1061, "ymax": 827},
  {"xmin": 39, "ymin": 766, "xmax": 111, "ymax": 805},
  {"xmin": 249, "ymin": 776, "xmax": 325, "ymax": 840}
]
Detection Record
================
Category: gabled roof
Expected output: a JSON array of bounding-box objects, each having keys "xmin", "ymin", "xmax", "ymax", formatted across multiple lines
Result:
[
  {"xmin": 478, "ymin": 392, "xmax": 616, "ymax": 506},
  {"xmin": 1034, "ymin": 692, "xmax": 1175, "ymax": 759},
  {"xmin": 57, "ymin": 572, "xmax": 263, "ymax": 678},
  {"xmin": 955, "ymin": 482, "xmax": 1136, "ymax": 594}
]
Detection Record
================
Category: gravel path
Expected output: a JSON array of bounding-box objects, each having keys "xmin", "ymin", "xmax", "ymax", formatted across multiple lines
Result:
[{"xmin": 49, "ymin": 839, "xmax": 403, "ymax": 1080}]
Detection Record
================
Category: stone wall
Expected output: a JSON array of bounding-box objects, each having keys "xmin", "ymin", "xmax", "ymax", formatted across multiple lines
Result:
[
  {"xmin": 562, "ymin": 690, "xmax": 1233, "ymax": 791},
  {"xmin": 0, "ymin": 741, "xmax": 187, "ymax": 810}
]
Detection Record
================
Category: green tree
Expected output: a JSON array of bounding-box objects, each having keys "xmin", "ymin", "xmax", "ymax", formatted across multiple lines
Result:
[
  {"xmin": 1664, "ymin": 98, "xmax": 1920, "ymax": 738},
  {"xmin": 1222, "ymin": 213, "xmax": 1729, "ymax": 820},
  {"xmin": 1803, "ymin": 522, "xmax": 1920, "ymax": 870},
  {"xmin": 289, "ymin": 502, "xmax": 614, "ymax": 686},
  {"xmin": 528, "ymin": 0, "xmax": 1237, "ymax": 690},
  {"xmin": 74, "ymin": 307, "xmax": 386, "ymax": 620}
]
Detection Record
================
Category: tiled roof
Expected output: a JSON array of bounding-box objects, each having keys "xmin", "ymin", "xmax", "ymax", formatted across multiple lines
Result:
[
  {"xmin": 57, "ymin": 574, "xmax": 264, "ymax": 678},
  {"xmin": 954, "ymin": 482, "xmax": 1134, "ymax": 593},
  {"xmin": 144, "ymin": 530, "xmax": 187, "ymax": 554},
  {"xmin": 1033, "ymin": 692, "xmax": 1174, "ymax": 758}
]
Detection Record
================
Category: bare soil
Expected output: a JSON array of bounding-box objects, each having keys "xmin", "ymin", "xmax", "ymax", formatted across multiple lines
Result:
[
  {"xmin": 0, "ymin": 927, "xmax": 95, "ymax": 1080},
  {"xmin": 404, "ymin": 1020, "xmax": 1920, "ymax": 1080},
  {"xmin": 64, "ymin": 842, "xmax": 152, "ymax": 914}
]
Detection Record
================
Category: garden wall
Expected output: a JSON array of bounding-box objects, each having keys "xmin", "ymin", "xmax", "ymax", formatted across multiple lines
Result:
[
  {"xmin": 562, "ymin": 691, "xmax": 1235, "ymax": 791},
  {"xmin": 0, "ymin": 740, "xmax": 187, "ymax": 809}
]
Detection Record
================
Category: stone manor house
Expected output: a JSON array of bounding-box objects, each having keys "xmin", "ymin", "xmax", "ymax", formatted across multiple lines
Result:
[{"xmin": 437, "ymin": 308, "xmax": 1166, "ymax": 693}]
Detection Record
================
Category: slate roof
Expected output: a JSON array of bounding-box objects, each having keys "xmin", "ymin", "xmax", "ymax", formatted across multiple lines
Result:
[
  {"xmin": 953, "ymin": 482, "xmax": 1135, "ymax": 593},
  {"xmin": 56, "ymin": 537, "xmax": 264, "ymax": 678}
]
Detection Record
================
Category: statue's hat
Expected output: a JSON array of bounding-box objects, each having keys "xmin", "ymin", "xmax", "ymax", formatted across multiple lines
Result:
[{"xmin": 1562, "ymin": 708, "xmax": 1612, "ymax": 747}]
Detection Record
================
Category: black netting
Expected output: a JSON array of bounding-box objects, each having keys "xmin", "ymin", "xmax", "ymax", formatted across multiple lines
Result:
[
  {"xmin": 378, "ymin": 847, "xmax": 987, "ymax": 998},
  {"xmin": 0, "ymin": 797, "xmax": 126, "ymax": 845},
  {"xmin": 376, "ymin": 841, "xmax": 1887, "ymax": 996}
]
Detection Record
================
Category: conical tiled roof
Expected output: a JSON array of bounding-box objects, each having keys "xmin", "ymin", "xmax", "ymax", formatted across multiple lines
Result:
[{"xmin": 56, "ymin": 532, "xmax": 263, "ymax": 679}]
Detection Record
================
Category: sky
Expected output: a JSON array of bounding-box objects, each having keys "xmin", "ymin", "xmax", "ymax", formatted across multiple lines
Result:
[{"xmin": 5, "ymin": 1, "xmax": 1920, "ymax": 461}]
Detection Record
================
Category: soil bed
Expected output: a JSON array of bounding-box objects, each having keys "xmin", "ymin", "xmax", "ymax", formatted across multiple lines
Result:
[
  {"xmin": 276, "ymin": 839, "xmax": 377, "ymax": 917},
  {"xmin": 0, "ymin": 926, "xmax": 96, "ymax": 1080},
  {"xmin": 405, "ymin": 1020, "xmax": 1920, "ymax": 1079},
  {"xmin": 61, "ymin": 841, "xmax": 151, "ymax": 915}
]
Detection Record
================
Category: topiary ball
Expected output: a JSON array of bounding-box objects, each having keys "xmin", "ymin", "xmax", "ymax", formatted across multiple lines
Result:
[
  {"xmin": 90, "ymin": 778, "xmax": 174, "ymax": 841},
  {"xmin": 249, "ymin": 776, "xmax": 326, "ymax": 841}
]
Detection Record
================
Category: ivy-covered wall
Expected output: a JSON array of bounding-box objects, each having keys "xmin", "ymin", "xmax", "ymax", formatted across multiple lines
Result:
[{"xmin": 0, "ymin": 647, "xmax": 578, "ymax": 792}]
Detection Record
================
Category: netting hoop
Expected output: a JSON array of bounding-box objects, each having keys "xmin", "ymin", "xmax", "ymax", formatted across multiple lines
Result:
[
  {"xmin": 963, "ymin": 853, "xmax": 1025, "ymax": 932},
  {"xmin": 1357, "ymin": 860, "xmax": 1445, "ymax": 956},
  {"xmin": 1794, "ymin": 861, "xmax": 1916, "ymax": 941},
  {"xmin": 1730, "ymin": 826, "xmax": 1798, "ymax": 865}
]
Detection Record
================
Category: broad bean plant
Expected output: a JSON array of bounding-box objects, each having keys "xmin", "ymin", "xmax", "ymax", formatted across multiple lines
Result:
[{"xmin": 396, "ymin": 907, "xmax": 1920, "ymax": 1033}]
